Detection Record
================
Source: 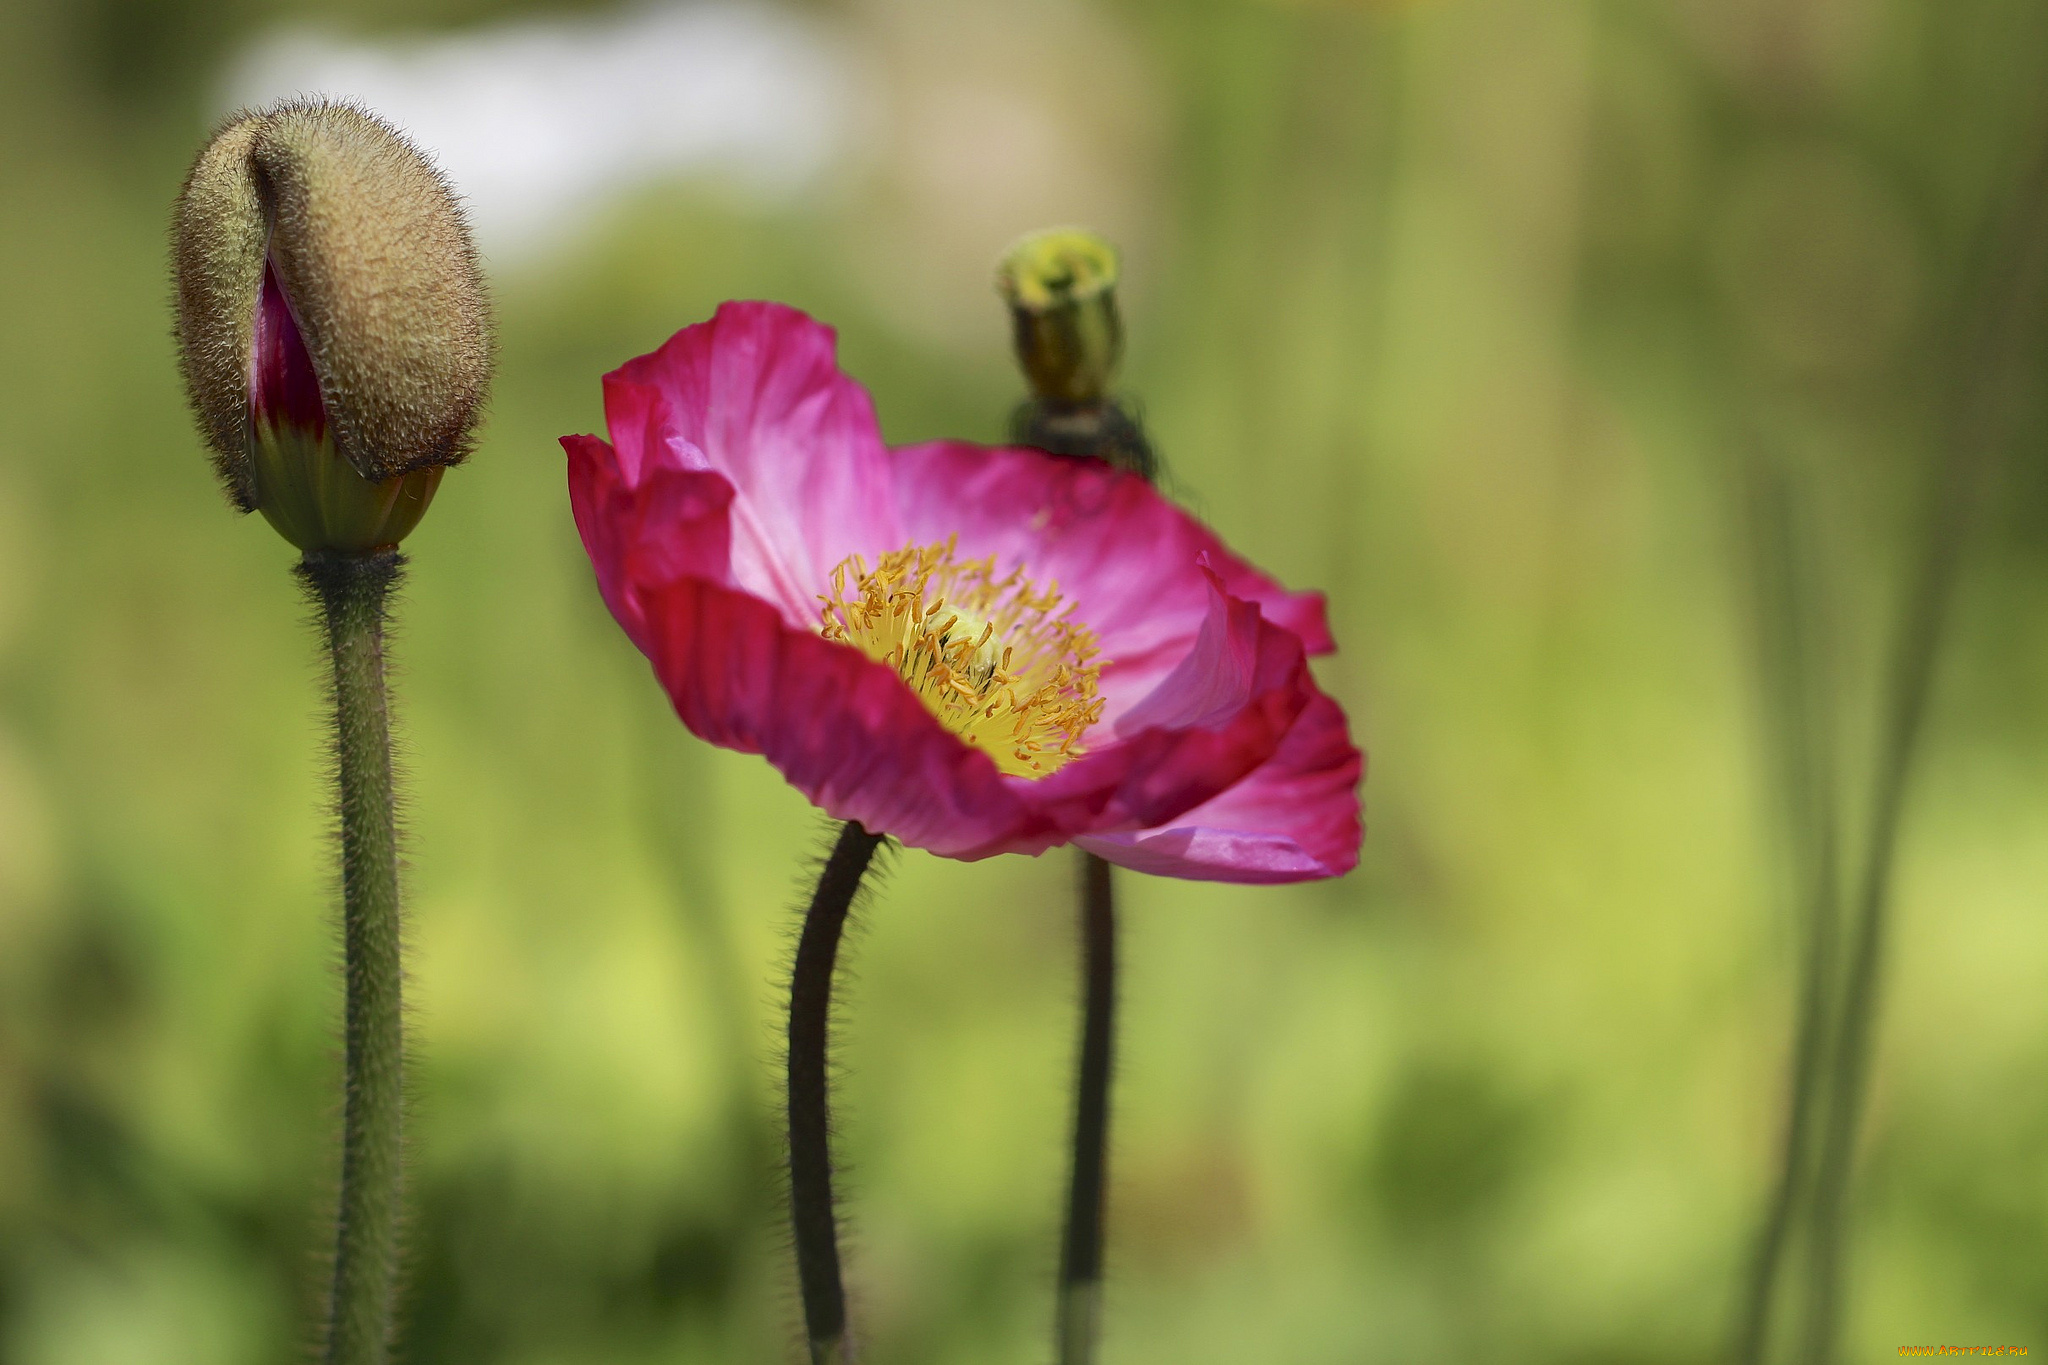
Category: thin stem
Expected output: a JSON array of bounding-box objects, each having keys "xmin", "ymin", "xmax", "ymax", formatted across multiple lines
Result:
[
  {"xmin": 1801, "ymin": 479, "xmax": 1958, "ymax": 1365},
  {"xmin": 1014, "ymin": 387, "xmax": 1155, "ymax": 1365},
  {"xmin": 1058, "ymin": 852, "xmax": 1118, "ymax": 1365},
  {"xmin": 1736, "ymin": 838, "xmax": 1839, "ymax": 1365},
  {"xmin": 1733, "ymin": 451, "xmax": 1842, "ymax": 1365},
  {"xmin": 789, "ymin": 820, "xmax": 885, "ymax": 1365},
  {"xmin": 299, "ymin": 549, "xmax": 406, "ymax": 1365},
  {"xmin": 1803, "ymin": 116, "xmax": 2048, "ymax": 1365},
  {"xmin": 1026, "ymin": 396, "xmax": 1147, "ymax": 1365}
]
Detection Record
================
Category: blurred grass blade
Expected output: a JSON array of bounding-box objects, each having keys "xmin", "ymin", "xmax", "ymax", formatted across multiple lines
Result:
[
  {"xmin": 1803, "ymin": 102, "xmax": 2048, "ymax": 1365},
  {"xmin": 1733, "ymin": 442, "xmax": 1842, "ymax": 1365}
]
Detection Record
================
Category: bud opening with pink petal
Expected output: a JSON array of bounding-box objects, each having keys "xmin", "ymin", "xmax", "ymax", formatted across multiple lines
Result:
[{"xmin": 171, "ymin": 100, "xmax": 490, "ymax": 553}]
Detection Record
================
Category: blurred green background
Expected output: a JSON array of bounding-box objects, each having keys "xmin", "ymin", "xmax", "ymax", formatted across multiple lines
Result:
[{"xmin": 3, "ymin": 0, "xmax": 2048, "ymax": 1360}]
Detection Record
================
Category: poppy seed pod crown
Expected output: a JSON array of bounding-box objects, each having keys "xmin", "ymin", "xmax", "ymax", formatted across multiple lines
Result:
[
  {"xmin": 996, "ymin": 227, "xmax": 1123, "ymax": 409},
  {"xmin": 998, "ymin": 227, "xmax": 1154, "ymax": 478},
  {"xmin": 172, "ymin": 101, "xmax": 491, "ymax": 545}
]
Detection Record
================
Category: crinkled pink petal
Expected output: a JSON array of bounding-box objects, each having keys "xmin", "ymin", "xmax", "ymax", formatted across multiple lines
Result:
[
  {"xmin": 627, "ymin": 572, "xmax": 1028, "ymax": 854},
  {"xmin": 1077, "ymin": 692, "xmax": 1363, "ymax": 883},
  {"xmin": 602, "ymin": 301, "xmax": 901, "ymax": 627},
  {"xmin": 1114, "ymin": 565, "xmax": 1271, "ymax": 734},
  {"xmin": 565, "ymin": 432, "xmax": 734, "ymax": 650},
  {"xmin": 1018, "ymin": 578, "xmax": 1314, "ymax": 839}
]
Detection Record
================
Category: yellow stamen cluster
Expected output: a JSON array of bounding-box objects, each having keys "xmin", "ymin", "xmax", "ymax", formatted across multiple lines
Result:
[{"xmin": 820, "ymin": 538, "xmax": 1106, "ymax": 777}]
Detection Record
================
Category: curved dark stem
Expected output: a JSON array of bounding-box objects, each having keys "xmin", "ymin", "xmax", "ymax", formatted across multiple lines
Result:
[
  {"xmin": 789, "ymin": 820, "xmax": 885, "ymax": 1365},
  {"xmin": 1058, "ymin": 852, "xmax": 1118, "ymax": 1364}
]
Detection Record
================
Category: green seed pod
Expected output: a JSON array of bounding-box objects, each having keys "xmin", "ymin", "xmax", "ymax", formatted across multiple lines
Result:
[
  {"xmin": 997, "ymin": 228, "xmax": 1155, "ymax": 480},
  {"xmin": 996, "ymin": 228, "xmax": 1124, "ymax": 408},
  {"xmin": 171, "ymin": 100, "xmax": 492, "ymax": 552}
]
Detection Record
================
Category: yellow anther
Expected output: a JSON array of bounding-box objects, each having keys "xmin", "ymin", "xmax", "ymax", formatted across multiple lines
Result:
[{"xmin": 818, "ymin": 539, "xmax": 1106, "ymax": 778}]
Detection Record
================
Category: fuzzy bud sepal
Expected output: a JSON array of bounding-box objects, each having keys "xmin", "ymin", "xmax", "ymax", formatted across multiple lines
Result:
[{"xmin": 172, "ymin": 100, "xmax": 490, "ymax": 547}]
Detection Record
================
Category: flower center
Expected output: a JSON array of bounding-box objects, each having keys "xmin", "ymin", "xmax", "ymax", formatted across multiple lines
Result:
[{"xmin": 819, "ymin": 539, "xmax": 1106, "ymax": 777}]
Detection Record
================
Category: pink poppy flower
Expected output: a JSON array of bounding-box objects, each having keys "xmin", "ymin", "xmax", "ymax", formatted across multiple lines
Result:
[{"xmin": 563, "ymin": 302, "xmax": 1362, "ymax": 881}]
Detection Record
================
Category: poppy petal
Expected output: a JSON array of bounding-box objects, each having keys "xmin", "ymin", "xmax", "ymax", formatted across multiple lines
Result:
[
  {"xmin": 1077, "ymin": 691, "xmax": 1363, "ymax": 883},
  {"xmin": 604, "ymin": 301, "xmax": 902, "ymax": 626}
]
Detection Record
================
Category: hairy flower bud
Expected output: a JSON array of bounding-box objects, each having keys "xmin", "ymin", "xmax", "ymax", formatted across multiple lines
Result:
[
  {"xmin": 996, "ymin": 227, "xmax": 1124, "ymax": 408},
  {"xmin": 171, "ymin": 100, "xmax": 491, "ymax": 552}
]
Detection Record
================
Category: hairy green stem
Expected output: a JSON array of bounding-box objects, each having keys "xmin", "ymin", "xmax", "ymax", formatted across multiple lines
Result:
[
  {"xmin": 299, "ymin": 549, "xmax": 406, "ymax": 1365},
  {"xmin": 789, "ymin": 821, "xmax": 884, "ymax": 1365},
  {"xmin": 1803, "ymin": 118, "xmax": 2048, "ymax": 1365}
]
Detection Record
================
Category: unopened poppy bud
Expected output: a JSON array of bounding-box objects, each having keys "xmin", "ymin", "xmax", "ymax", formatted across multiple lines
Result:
[
  {"xmin": 172, "ymin": 100, "xmax": 491, "ymax": 553},
  {"xmin": 996, "ymin": 228, "xmax": 1123, "ymax": 408}
]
